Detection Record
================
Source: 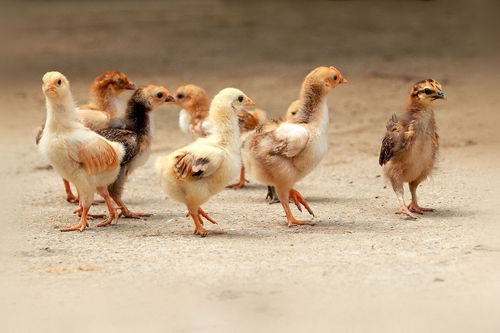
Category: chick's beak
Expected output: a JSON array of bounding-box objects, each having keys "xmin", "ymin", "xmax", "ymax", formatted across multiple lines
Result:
[
  {"xmin": 436, "ymin": 91, "xmax": 446, "ymax": 99},
  {"xmin": 126, "ymin": 82, "xmax": 136, "ymax": 90},
  {"xmin": 244, "ymin": 98, "xmax": 255, "ymax": 107},
  {"xmin": 45, "ymin": 83, "xmax": 56, "ymax": 93},
  {"xmin": 165, "ymin": 95, "xmax": 175, "ymax": 103},
  {"xmin": 340, "ymin": 77, "xmax": 348, "ymax": 84}
]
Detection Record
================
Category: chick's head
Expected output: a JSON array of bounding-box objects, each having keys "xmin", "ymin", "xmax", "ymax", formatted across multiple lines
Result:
[
  {"xmin": 304, "ymin": 66, "xmax": 348, "ymax": 94},
  {"xmin": 409, "ymin": 79, "xmax": 445, "ymax": 107},
  {"xmin": 135, "ymin": 84, "xmax": 175, "ymax": 110},
  {"xmin": 42, "ymin": 71, "xmax": 70, "ymax": 99},
  {"xmin": 174, "ymin": 84, "xmax": 210, "ymax": 112},
  {"xmin": 214, "ymin": 88, "xmax": 255, "ymax": 113},
  {"xmin": 286, "ymin": 99, "xmax": 301, "ymax": 120},
  {"xmin": 93, "ymin": 71, "xmax": 136, "ymax": 95}
]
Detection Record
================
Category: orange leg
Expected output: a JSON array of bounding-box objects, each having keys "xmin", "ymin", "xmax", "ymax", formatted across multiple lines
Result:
[
  {"xmin": 407, "ymin": 181, "xmax": 434, "ymax": 214},
  {"xmin": 226, "ymin": 166, "xmax": 249, "ymax": 189},
  {"xmin": 113, "ymin": 196, "xmax": 151, "ymax": 219},
  {"xmin": 61, "ymin": 202, "xmax": 90, "ymax": 232},
  {"xmin": 276, "ymin": 187, "xmax": 315, "ymax": 227},
  {"xmin": 73, "ymin": 205, "xmax": 105, "ymax": 219},
  {"xmin": 63, "ymin": 179, "xmax": 78, "ymax": 203},
  {"xmin": 188, "ymin": 207, "xmax": 223, "ymax": 237},
  {"xmin": 288, "ymin": 189, "xmax": 315, "ymax": 216},
  {"xmin": 96, "ymin": 187, "xmax": 118, "ymax": 227}
]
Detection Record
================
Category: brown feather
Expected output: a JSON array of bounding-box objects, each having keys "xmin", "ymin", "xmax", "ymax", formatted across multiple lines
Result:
[{"xmin": 79, "ymin": 138, "xmax": 118, "ymax": 175}]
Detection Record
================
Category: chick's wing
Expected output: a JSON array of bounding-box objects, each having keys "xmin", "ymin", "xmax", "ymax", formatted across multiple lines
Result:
[
  {"xmin": 174, "ymin": 145, "xmax": 225, "ymax": 179},
  {"xmin": 379, "ymin": 114, "xmax": 416, "ymax": 166},
  {"xmin": 78, "ymin": 137, "xmax": 119, "ymax": 175},
  {"xmin": 270, "ymin": 123, "xmax": 309, "ymax": 158},
  {"xmin": 98, "ymin": 128, "xmax": 137, "ymax": 165}
]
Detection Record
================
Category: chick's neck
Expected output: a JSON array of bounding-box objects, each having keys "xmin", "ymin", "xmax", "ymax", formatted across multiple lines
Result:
[
  {"xmin": 45, "ymin": 94, "xmax": 81, "ymax": 131},
  {"xmin": 123, "ymin": 98, "xmax": 152, "ymax": 137},
  {"xmin": 208, "ymin": 103, "xmax": 240, "ymax": 151},
  {"xmin": 89, "ymin": 85, "xmax": 118, "ymax": 116},
  {"xmin": 296, "ymin": 82, "xmax": 329, "ymax": 128}
]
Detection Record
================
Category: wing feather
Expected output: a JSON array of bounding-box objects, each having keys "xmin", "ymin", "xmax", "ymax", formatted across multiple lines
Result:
[
  {"xmin": 79, "ymin": 137, "xmax": 119, "ymax": 175},
  {"xmin": 173, "ymin": 146, "xmax": 224, "ymax": 179},
  {"xmin": 270, "ymin": 123, "xmax": 309, "ymax": 158}
]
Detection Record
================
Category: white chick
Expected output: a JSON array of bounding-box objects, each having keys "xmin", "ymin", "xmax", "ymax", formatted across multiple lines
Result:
[{"xmin": 38, "ymin": 71, "xmax": 124, "ymax": 232}]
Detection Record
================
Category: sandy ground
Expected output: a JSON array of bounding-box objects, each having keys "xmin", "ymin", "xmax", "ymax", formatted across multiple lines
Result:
[{"xmin": 1, "ymin": 1, "xmax": 500, "ymax": 332}]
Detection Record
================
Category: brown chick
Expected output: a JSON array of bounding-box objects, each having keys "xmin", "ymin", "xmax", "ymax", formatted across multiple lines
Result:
[
  {"xmin": 242, "ymin": 66, "xmax": 347, "ymax": 227},
  {"xmin": 379, "ymin": 79, "xmax": 445, "ymax": 219},
  {"xmin": 77, "ymin": 71, "xmax": 136, "ymax": 130},
  {"xmin": 98, "ymin": 85, "xmax": 175, "ymax": 219},
  {"xmin": 175, "ymin": 84, "xmax": 211, "ymax": 136}
]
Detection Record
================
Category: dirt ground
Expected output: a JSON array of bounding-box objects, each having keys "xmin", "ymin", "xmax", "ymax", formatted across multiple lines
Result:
[{"xmin": 1, "ymin": 1, "xmax": 499, "ymax": 332}]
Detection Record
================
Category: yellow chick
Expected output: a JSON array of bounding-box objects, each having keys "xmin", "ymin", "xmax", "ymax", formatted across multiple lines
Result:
[
  {"xmin": 38, "ymin": 72, "xmax": 125, "ymax": 232},
  {"xmin": 157, "ymin": 88, "xmax": 255, "ymax": 237},
  {"xmin": 242, "ymin": 66, "xmax": 347, "ymax": 227}
]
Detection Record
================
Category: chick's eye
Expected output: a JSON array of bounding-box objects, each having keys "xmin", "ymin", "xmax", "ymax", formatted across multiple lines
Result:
[
  {"xmin": 117, "ymin": 79, "xmax": 124, "ymax": 86},
  {"xmin": 333, "ymin": 75, "xmax": 338, "ymax": 81},
  {"xmin": 177, "ymin": 93, "xmax": 184, "ymax": 99},
  {"xmin": 424, "ymin": 88, "xmax": 433, "ymax": 95},
  {"xmin": 157, "ymin": 92, "xmax": 164, "ymax": 98},
  {"xmin": 57, "ymin": 79, "xmax": 62, "ymax": 85},
  {"xmin": 238, "ymin": 96, "xmax": 244, "ymax": 103}
]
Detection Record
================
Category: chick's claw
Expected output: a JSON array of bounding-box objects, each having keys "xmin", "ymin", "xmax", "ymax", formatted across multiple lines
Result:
[
  {"xmin": 117, "ymin": 207, "xmax": 152, "ymax": 219},
  {"xmin": 407, "ymin": 203, "xmax": 434, "ymax": 214},
  {"xmin": 289, "ymin": 189, "xmax": 315, "ymax": 217},
  {"xmin": 396, "ymin": 207, "xmax": 418, "ymax": 220}
]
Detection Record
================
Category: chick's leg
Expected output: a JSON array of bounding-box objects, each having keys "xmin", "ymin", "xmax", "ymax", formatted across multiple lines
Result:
[
  {"xmin": 110, "ymin": 169, "xmax": 151, "ymax": 219},
  {"xmin": 61, "ymin": 197, "xmax": 91, "ymax": 232},
  {"xmin": 391, "ymin": 180, "xmax": 417, "ymax": 219},
  {"xmin": 96, "ymin": 187, "xmax": 118, "ymax": 227},
  {"xmin": 266, "ymin": 186, "xmax": 280, "ymax": 204},
  {"xmin": 276, "ymin": 187, "xmax": 315, "ymax": 227},
  {"xmin": 63, "ymin": 178, "xmax": 78, "ymax": 203},
  {"xmin": 407, "ymin": 180, "xmax": 434, "ymax": 213},
  {"xmin": 188, "ymin": 207, "xmax": 223, "ymax": 237},
  {"xmin": 226, "ymin": 166, "xmax": 249, "ymax": 189}
]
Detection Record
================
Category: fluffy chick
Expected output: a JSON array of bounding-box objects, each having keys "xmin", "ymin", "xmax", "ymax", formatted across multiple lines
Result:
[
  {"xmin": 38, "ymin": 72, "xmax": 124, "ymax": 232},
  {"xmin": 242, "ymin": 66, "xmax": 347, "ymax": 227},
  {"xmin": 36, "ymin": 71, "xmax": 135, "ymax": 203},
  {"xmin": 98, "ymin": 85, "xmax": 175, "ymax": 218},
  {"xmin": 175, "ymin": 84, "xmax": 211, "ymax": 136},
  {"xmin": 379, "ymin": 79, "xmax": 445, "ymax": 219},
  {"xmin": 157, "ymin": 88, "xmax": 254, "ymax": 237},
  {"xmin": 77, "ymin": 71, "xmax": 136, "ymax": 131}
]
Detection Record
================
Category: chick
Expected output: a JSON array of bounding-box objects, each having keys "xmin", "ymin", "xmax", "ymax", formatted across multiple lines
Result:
[
  {"xmin": 379, "ymin": 79, "xmax": 445, "ymax": 219},
  {"xmin": 77, "ymin": 70, "xmax": 136, "ymax": 131},
  {"xmin": 36, "ymin": 71, "xmax": 135, "ymax": 203},
  {"xmin": 242, "ymin": 66, "xmax": 347, "ymax": 227},
  {"xmin": 157, "ymin": 88, "xmax": 255, "ymax": 237},
  {"xmin": 175, "ymin": 84, "xmax": 211, "ymax": 136},
  {"xmin": 38, "ymin": 72, "xmax": 124, "ymax": 232},
  {"xmin": 98, "ymin": 85, "xmax": 175, "ymax": 218}
]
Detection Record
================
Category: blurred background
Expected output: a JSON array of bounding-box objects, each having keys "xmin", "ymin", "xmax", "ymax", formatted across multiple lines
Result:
[{"xmin": 1, "ymin": 1, "xmax": 499, "ymax": 332}]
